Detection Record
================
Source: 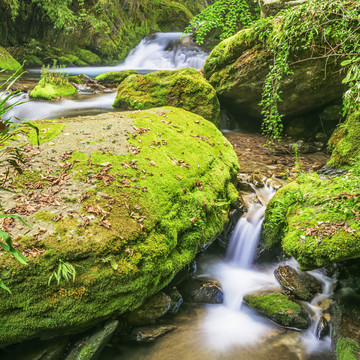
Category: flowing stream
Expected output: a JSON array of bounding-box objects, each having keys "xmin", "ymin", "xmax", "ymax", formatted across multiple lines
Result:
[
  {"xmin": 2, "ymin": 32, "xmax": 335, "ymax": 359},
  {"xmin": 2, "ymin": 32, "xmax": 209, "ymax": 122}
]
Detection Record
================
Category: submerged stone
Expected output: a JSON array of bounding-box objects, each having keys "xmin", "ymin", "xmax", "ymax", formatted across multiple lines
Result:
[
  {"xmin": 113, "ymin": 68, "xmax": 220, "ymax": 126},
  {"xmin": 274, "ymin": 265, "xmax": 322, "ymax": 301},
  {"xmin": 243, "ymin": 293, "xmax": 311, "ymax": 330},
  {"xmin": 130, "ymin": 325, "xmax": 177, "ymax": 343},
  {"xmin": 0, "ymin": 107, "xmax": 240, "ymax": 346}
]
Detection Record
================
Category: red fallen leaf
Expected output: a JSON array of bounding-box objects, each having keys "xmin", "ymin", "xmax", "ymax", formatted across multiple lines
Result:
[
  {"xmin": 287, "ymin": 310, "xmax": 294, "ymax": 314},
  {"xmin": 99, "ymin": 220, "xmax": 111, "ymax": 229}
]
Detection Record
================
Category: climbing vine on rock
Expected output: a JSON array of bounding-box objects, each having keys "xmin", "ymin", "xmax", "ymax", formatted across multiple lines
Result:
[{"xmin": 253, "ymin": 0, "xmax": 360, "ymax": 143}]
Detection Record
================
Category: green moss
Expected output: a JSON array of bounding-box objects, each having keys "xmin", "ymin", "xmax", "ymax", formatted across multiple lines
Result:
[
  {"xmin": 17, "ymin": 121, "xmax": 66, "ymax": 145},
  {"xmin": 0, "ymin": 107, "xmax": 239, "ymax": 346},
  {"xmin": 336, "ymin": 337, "xmax": 360, "ymax": 360},
  {"xmin": 75, "ymin": 49, "xmax": 102, "ymax": 65},
  {"xmin": 243, "ymin": 293, "xmax": 310, "ymax": 329},
  {"xmin": 69, "ymin": 76, "xmax": 82, "ymax": 85},
  {"xmin": 95, "ymin": 70, "xmax": 138, "ymax": 85},
  {"xmin": 30, "ymin": 79, "xmax": 78, "ymax": 100},
  {"xmin": 0, "ymin": 46, "xmax": 21, "ymax": 71},
  {"xmin": 113, "ymin": 68, "xmax": 220, "ymax": 126},
  {"xmin": 328, "ymin": 112, "xmax": 360, "ymax": 168},
  {"xmin": 35, "ymin": 211, "xmax": 54, "ymax": 222},
  {"xmin": 263, "ymin": 172, "xmax": 360, "ymax": 270}
]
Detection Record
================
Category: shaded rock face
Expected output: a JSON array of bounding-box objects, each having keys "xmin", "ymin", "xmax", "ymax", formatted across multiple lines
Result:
[
  {"xmin": 0, "ymin": 107, "xmax": 239, "ymax": 347},
  {"xmin": 316, "ymin": 316, "xmax": 330, "ymax": 340},
  {"xmin": 243, "ymin": 292, "xmax": 310, "ymax": 330},
  {"xmin": 113, "ymin": 68, "xmax": 221, "ymax": 126},
  {"xmin": 274, "ymin": 265, "xmax": 322, "ymax": 301}
]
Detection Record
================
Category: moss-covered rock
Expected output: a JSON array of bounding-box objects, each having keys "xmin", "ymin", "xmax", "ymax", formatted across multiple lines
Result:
[
  {"xmin": 336, "ymin": 337, "xmax": 360, "ymax": 360},
  {"xmin": 0, "ymin": 46, "xmax": 21, "ymax": 71},
  {"xmin": 262, "ymin": 172, "xmax": 360, "ymax": 270},
  {"xmin": 243, "ymin": 293, "xmax": 310, "ymax": 330},
  {"xmin": 30, "ymin": 78, "xmax": 78, "ymax": 100},
  {"xmin": 95, "ymin": 70, "xmax": 138, "ymax": 87},
  {"xmin": 328, "ymin": 112, "xmax": 360, "ymax": 168},
  {"xmin": 0, "ymin": 107, "xmax": 239, "ymax": 346},
  {"xmin": 113, "ymin": 68, "xmax": 220, "ymax": 126}
]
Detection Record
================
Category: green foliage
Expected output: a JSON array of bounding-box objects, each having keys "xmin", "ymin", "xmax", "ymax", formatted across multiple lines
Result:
[
  {"xmin": 0, "ymin": 68, "xmax": 31, "ymax": 293},
  {"xmin": 48, "ymin": 259, "xmax": 77, "ymax": 286},
  {"xmin": 40, "ymin": 62, "xmax": 69, "ymax": 86},
  {"xmin": 184, "ymin": 0, "xmax": 259, "ymax": 45}
]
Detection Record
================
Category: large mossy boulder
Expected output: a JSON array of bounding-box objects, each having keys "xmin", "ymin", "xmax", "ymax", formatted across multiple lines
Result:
[
  {"xmin": 262, "ymin": 172, "xmax": 360, "ymax": 270},
  {"xmin": 0, "ymin": 107, "xmax": 239, "ymax": 346},
  {"xmin": 113, "ymin": 68, "xmax": 220, "ymax": 126},
  {"xmin": 30, "ymin": 78, "xmax": 78, "ymax": 100},
  {"xmin": 328, "ymin": 112, "xmax": 360, "ymax": 168},
  {"xmin": 203, "ymin": 2, "xmax": 345, "ymax": 121},
  {"xmin": 0, "ymin": 46, "xmax": 21, "ymax": 71},
  {"xmin": 243, "ymin": 293, "xmax": 310, "ymax": 330}
]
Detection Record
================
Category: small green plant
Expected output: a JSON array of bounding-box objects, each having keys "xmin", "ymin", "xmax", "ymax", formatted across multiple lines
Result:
[
  {"xmin": 292, "ymin": 143, "xmax": 303, "ymax": 174},
  {"xmin": 101, "ymin": 255, "xmax": 118, "ymax": 270},
  {"xmin": 40, "ymin": 61, "xmax": 69, "ymax": 86},
  {"xmin": 48, "ymin": 259, "xmax": 77, "ymax": 286}
]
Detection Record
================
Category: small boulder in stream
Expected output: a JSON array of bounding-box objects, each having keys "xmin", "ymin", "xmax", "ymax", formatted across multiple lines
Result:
[
  {"xmin": 243, "ymin": 293, "xmax": 311, "ymax": 330},
  {"xmin": 130, "ymin": 325, "xmax": 177, "ymax": 343},
  {"xmin": 274, "ymin": 265, "xmax": 322, "ymax": 301},
  {"xmin": 179, "ymin": 279, "xmax": 223, "ymax": 304},
  {"xmin": 316, "ymin": 316, "xmax": 330, "ymax": 340}
]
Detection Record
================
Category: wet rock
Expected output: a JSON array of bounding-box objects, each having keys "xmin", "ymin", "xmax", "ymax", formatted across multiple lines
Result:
[
  {"xmin": 315, "ymin": 132, "xmax": 328, "ymax": 143},
  {"xmin": 65, "ymin": 320, "xmax": 119, "ymax": 360},
  {"xmin": 130, "ymin": 325, "xmax": 177, "ymax": 343},
  {"xmin": 267, "ymin": 178, "xmax": 283, "ymax": 190},
  {"xmin": 71, "ymin": 73, "xmax": 107, "ymax": 93},
  {"xmin": 179, "ymin": 279, "xmax": 223, "ymax": 304},
  {"xmin": 243, "ymin": 292, "xmax": 311, "ymax": 330},
  {"xmin": 126, "ymin": 292, "xmax": 171, "ymax": 326},
  {"xmin": 192, "ymin": 282, "xmax": 223, "ymax": 304},
  {"xmin": 164, "ymin": 286, "xmax": 183, "ymax": 313},
  {"xmin": 248, "ymin": 174, "xmax": 264, "ymax": 188},
  {"xmin": 316, "ymin": 316, "xmax": 330, "ymax": 340},
  {"xmin": 274, "ymin": 265, "xmax": 322, "ymax": 301},
  {"xmin": 236, "ymin": 174, "xmax": 253, "ymax": 192}
]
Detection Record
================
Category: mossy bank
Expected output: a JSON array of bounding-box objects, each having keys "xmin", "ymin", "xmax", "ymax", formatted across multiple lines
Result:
[{"xmin": 0, "ymin": 107, "xmax": 239, "ymax": 346}]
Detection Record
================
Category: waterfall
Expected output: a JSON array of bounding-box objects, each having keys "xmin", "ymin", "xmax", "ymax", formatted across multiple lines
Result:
[{"xmin": 39, "ymin": 32, "xmax": 209, "ymax": 78}]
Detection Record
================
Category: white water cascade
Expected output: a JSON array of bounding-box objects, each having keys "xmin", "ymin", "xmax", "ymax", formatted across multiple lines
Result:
[
  {"xmin": 201, "ymin": 181, "xmax": 335, "ymax": 357},
  {"xmin": 36, "ymin": 32, "xmax": 209, "ymax": 78}
]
